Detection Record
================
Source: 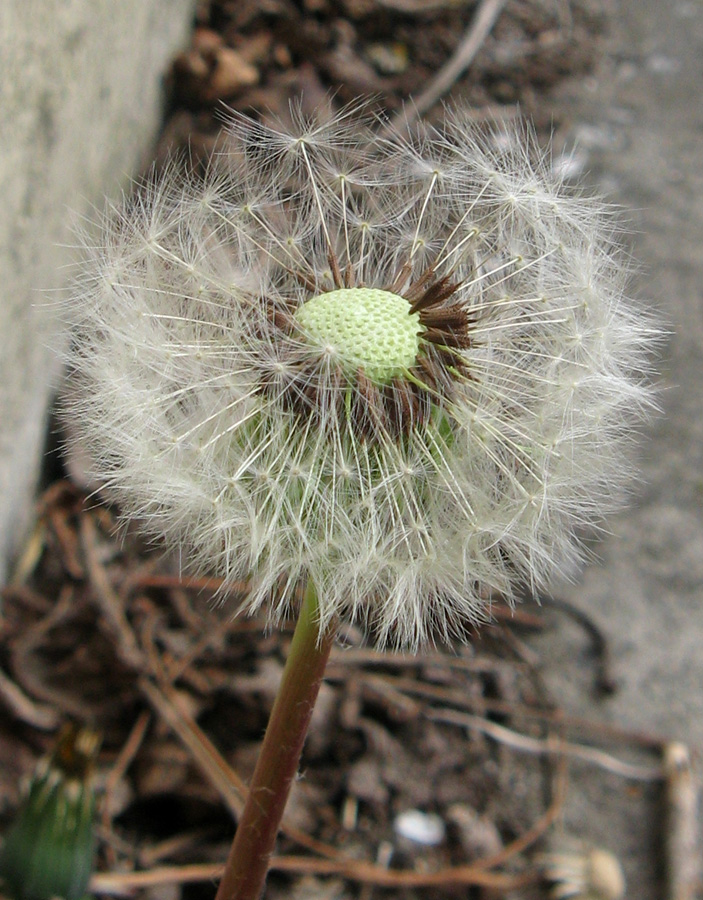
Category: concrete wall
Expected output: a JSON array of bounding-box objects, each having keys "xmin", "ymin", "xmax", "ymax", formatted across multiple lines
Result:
[{"xmin": 0, "ymin": 0, "xmax": 196, "ymax": 583}]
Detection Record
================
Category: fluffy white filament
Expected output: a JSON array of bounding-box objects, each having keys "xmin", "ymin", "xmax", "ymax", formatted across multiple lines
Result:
[{"xmin": 64, "ymin": 105, "xmax": 659, "ymax": 649}]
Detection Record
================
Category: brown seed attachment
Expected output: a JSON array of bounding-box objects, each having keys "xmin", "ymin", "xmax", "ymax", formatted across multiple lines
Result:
[{"xmin": 259, "ymin": 256, "xmax": 474, "ymax": 441}]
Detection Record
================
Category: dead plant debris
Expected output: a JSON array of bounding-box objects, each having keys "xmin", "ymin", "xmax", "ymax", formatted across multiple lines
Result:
[
  {"xmin": 156, "ymin": 0, "xmax": 610, "ymax": 168},
  {"xmin": 0, "ymin": 480, "xmax": 666, "ymax": 900}
]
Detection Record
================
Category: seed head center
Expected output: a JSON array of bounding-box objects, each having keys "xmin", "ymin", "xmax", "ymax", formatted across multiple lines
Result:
[{"xmin": 295, "ymin": 287, "xmax": 422, "ymax": 384}]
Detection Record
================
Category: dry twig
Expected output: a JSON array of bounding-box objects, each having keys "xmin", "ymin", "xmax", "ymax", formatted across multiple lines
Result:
[
  {"xmin": 429, "ymin": 708, "xmax": 664, "ymax": 781},
  {"xmin": 80, "ymin": 513, "xmax": 145, "ymax": 670},
  {"xmin": 0, "ymin": 666, "xmax": 59, "ymax": 731},
  {"xmin": 664, "ymin": 742, "xmax": 700, "ymax": 900},
  {"xmin": 390, "ymin": 0, "xmax": 509, "ymax": 129},
  {"xmin": 90, "ymin": 856, "xmax": 539, "ymax": 894},
  {"xmin": 138, "ymin": 677, "xmax": 246, "ymax": 815},
  {"xmin": 101, "ymin": 711, "xmax": 152, "ymax": 868}
]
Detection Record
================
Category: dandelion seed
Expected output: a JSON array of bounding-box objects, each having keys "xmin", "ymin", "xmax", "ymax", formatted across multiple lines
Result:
[{"xmin": 63, "ymin": 104, "xmax": 659, "ymax": 650}]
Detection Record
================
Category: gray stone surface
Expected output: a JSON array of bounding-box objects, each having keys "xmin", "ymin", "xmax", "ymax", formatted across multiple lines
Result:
[
  {"xmin": 0, "ymin": 0, "xmax": 196, "ymax": 583},
  {"xmin": 524, "ymin": 0, "xmax": 703, "ymax": 895}
]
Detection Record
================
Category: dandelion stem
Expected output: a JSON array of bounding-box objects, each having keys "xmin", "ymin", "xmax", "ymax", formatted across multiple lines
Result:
[{"xmin": 214, "ymin": 580, "xmax": 334, "ymax": 900}]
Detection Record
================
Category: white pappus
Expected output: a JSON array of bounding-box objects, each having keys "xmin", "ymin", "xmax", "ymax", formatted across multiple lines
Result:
[{"xmin": 63, "ymin": 103, "xmax": 660, "ymax": 649}]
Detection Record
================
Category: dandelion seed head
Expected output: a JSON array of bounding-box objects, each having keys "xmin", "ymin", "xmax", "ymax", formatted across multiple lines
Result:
[
  {"xmin": 63, "ymin": 103, "xmax": 660, "ymax": 649},
  {"xmin": 295, "ymin": 288, "xmax": 422, "ymax": 383}
]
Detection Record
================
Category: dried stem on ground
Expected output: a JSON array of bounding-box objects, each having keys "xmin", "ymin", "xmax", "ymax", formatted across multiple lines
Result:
[{"xmin": 664, "ymin": 742, "xmax": 700, "ymax": 900}]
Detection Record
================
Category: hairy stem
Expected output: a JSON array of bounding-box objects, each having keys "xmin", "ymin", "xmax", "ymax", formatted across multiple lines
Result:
[{"xmin": 215, "ymin": 582, "xmax": 334, "ymax": 900}]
